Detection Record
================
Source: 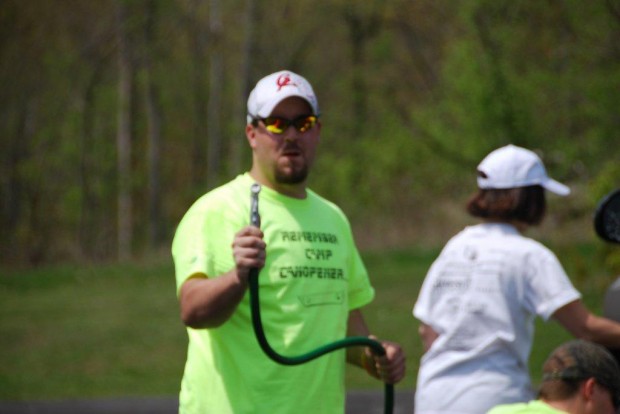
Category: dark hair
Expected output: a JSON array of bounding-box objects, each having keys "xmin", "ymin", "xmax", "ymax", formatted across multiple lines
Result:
[
  {"xmin": 466, "ymin": 185, "xmax": 546, "ymax": 225},
  {"xmin": 538, "ymin": 340, "xmax": 620, "ymax": 408}
]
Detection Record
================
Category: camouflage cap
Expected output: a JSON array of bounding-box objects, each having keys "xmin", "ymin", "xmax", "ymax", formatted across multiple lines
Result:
[{"xmin": 542, "ymin": 339, "xmax": 620, "ymax": 408}]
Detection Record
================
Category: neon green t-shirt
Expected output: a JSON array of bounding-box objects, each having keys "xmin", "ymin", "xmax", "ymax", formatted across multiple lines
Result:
[
  {"xmin": 487, "ymin": 400, "xmax": 568, "ymax": 414},
  {"xmin": 172, "ymin": 173, "xmax": 375, "ymax": 414}
]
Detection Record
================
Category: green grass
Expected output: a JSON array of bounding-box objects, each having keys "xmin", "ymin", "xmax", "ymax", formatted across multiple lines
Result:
[
  {"xmin": 0, "ymin": 261, "xmax": 187, "ymax": 400},
  {"xmin": 0, "ymin": 243, "xmax": 617, "ymax": 400}
]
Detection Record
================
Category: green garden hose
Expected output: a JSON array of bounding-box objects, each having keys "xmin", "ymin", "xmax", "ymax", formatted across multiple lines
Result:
[{"xmin": 248, "ymin": 183, "xmax": 394, "ymax": 414}]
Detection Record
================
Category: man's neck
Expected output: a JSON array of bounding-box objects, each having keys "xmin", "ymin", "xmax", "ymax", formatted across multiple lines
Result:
[
  {"xmin": 248, "ymin": 171, "xmax": 307, "ymax": 199},
  {"xmin": 542, "ymin": 396, "xmax": 582, "ymax": 414}
]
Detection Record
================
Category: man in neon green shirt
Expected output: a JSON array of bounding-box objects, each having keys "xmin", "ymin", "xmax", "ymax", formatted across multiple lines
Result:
[
  {"xmin": 172, "ymin": 70, "xmax": 406, "ymax": 414},
  {"xmin": 488, "ymin": 340, "xmax": 620, "ymax": 414}
]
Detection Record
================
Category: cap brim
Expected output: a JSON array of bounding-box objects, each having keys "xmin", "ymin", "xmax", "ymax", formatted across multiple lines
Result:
[
  {"xmin": 256, "ymin": 93, "xmax": 317, "ymax": 119},
  {"xmin": 543, "ymin": 178, "xmax": 570, "ymax": 196}
]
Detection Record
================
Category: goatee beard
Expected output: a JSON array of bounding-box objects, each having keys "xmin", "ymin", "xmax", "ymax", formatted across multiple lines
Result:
[{"xmin": 275, "ymin": 166, "xmax": 308, "ymax": 185}]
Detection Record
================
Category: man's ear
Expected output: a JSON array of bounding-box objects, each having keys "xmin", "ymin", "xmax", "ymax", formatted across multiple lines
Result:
[
  {"xmin": 581, "ymin": 377, "xmax": 597, "ymax": 402},
  {"xmin": 246, "ymin": 124, "xmax": 257, "ymax": 148}
]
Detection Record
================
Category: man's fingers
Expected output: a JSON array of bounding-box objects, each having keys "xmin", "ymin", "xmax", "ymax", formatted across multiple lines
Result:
[
  {"xmin": 232, "ymin": 226, "xmax": 267, "ymax": 278},
  {"xmin": 372, "ymin": 341, "xmax": 406, "ymax": 384},
  {"xmin": 233, "ymin": 226, "xmax": 264, "ymax": 246}
]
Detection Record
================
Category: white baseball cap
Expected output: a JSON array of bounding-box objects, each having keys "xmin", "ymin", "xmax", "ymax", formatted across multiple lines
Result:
[
  {"xmin": 476, "ymin": 144, "xmax": 570, "ymax": 196},
  {"xmin": 246, "ymin": 70, "xmax": 320, "ymax": 124}
]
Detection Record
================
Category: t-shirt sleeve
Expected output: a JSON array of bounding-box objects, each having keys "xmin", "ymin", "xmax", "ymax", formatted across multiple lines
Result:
[
  {"xmin": 171, "ymin": 193, "xmax": 244, "ymax": 295},
  {"xmin": 337, "ymin": 213, "xmax": 374, "ymax": 310},
  {"xmin": 347, "ymin": 245, "xmax": 375, "ymax": 310},
  {"xmin": 523, "ymin": 246, "xmax": 581, "ymax": 321},
  {"xmin": 172, "ymin": 202, "xmax": 211, "ymax": 294},
  {"xmin": 412, "ymin": 238, "xmax": 455, "ymax": 326},
  {"xmin": 412, "ymin": 253, "xmax": 443, "ymax": 325}
]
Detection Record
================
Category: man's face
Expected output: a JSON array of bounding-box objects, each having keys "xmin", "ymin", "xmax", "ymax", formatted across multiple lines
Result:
[{"xmin": 247, "ymin": 97, "xmax": 320, "ymax": 191}]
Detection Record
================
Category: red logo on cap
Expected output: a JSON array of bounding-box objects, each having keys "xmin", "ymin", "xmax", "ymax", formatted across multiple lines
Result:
[{"xmin": 276, "ymin": 74, "xmax": 297, "ymax": 91}]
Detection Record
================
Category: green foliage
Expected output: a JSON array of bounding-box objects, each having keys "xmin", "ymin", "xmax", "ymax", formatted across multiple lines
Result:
[{"xmin": 1, "ymin": 0, "xmax": 619, "ymax": 264}]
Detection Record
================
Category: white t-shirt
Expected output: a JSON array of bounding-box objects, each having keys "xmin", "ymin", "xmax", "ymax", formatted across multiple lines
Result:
[{"xmin": 413, "ymin": 223, "xmax": 581, "ymax": 414}]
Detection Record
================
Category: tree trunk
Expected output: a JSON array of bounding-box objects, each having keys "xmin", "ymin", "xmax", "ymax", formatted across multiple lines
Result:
[
  {"xmin": 342, "ymin": 2, "xmax": 382, "ymax": 138},
  {"xmin": 1, "ymin": 100, "xmax": 36, "ymax": 263},
  {"xmin": 206, "ymin": 0, "xmax": 223, "ymax": 189},
  {"xmin": 187, "ymin": 0, "xmax": 209, "ymax": 188},
  {"xmin": 230, "ymin": 0, "xmax": 256, "ymax": 176},
  {"xmin": 144, "ymin": 0, "xmax": 163, "ymax": 249},
  {"xmin": 116, "ymin": 0, "xmax": 133, "ymax": 261},
  {"xmin": 78, "ymin": 68, "xmax": 100, "ymax": 259}
]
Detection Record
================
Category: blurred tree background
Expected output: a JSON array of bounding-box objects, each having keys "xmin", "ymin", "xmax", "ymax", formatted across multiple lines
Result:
[{"xmin": 1, "ymin": 0, "xmax": 619, "ymax": 266}]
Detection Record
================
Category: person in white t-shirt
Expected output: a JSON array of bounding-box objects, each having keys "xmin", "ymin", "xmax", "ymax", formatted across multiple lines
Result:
[{"xmin": 412, "ymin": 144, "xmax": 620, "ymax": 414}]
